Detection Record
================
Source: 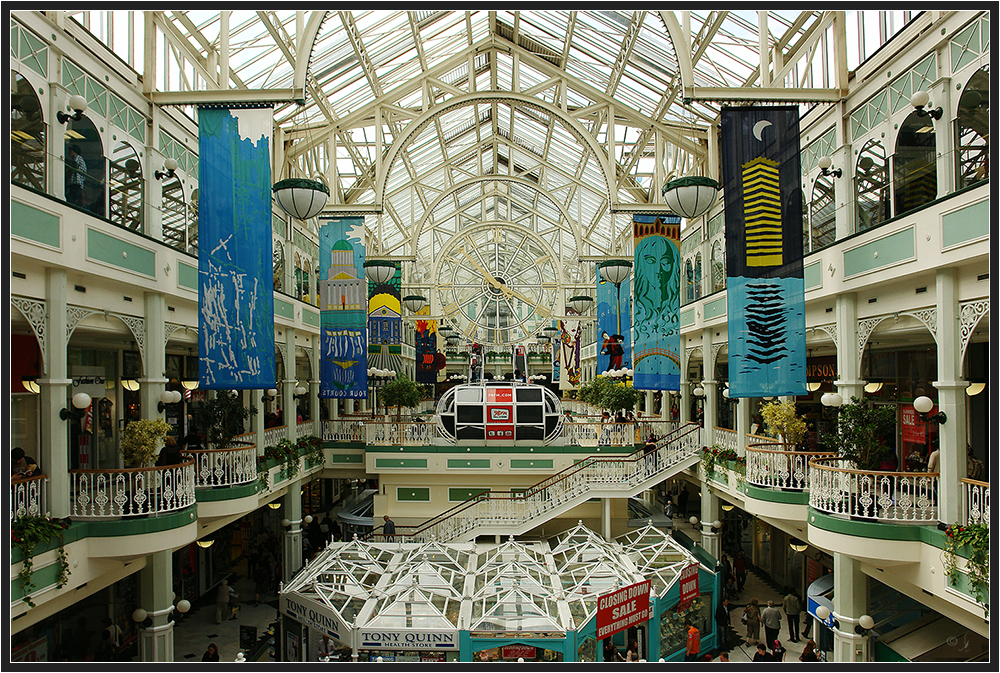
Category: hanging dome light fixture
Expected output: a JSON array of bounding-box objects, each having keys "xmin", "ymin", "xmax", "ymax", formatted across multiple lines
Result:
[
  {"xmin": 568, "ymin": 295, "xmax": 594, "ymax": 315},
  {"xmin": 402, "ymin": 295, "xmax": 427, "ymax": 312},
  {"xmin": 272, "ymin": 177, "xmax": 330, "ymax": 220},
  {"xmin": 662, "ymin": 175, "xmax": 720, "ymax": 220},
  {"xmin": 363, "ymin": 259, "xmax": 396, "ymax": 284}
]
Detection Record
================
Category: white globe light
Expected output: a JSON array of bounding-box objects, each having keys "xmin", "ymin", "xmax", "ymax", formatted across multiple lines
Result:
[
  {"xmin": 689, "ymin": 516, "xmax": 699, "ymax": 526},
  {"xmin": 712, "ymin": 520, "xmax": 722, "ymax": 529},
  {"xmin": 722, "ymin": 388, "xmax": 730, "ymax": 399},
  {"xmin": 858, "ymin": 614, "xmax": 875, "ymax": 630},
  {"xmin": 913, "ymin": 395, "xmax": 934, "ymax": 414},
  {"xmin": 910, "ymin": 90, "xmax": 930, "ymax": 109},
  {"xmin": 304, "ymin": 515, "xmax": 313, "ymax": 524},
  {"xmin": 67, "ymin": 93, "xmax": 88, "ymax": 114},
  {"xmin": 267, "ymin": 388, "xmax": 278, "ymax": 397},
  {"xmin": 173, "ymin": 390, "xmax": 184, "ymax": 403},
  {"xmin": 693, "ymin": 386, "xmax": 704, "ymax": 397},
  {"xmin": 817, "ymin": 155, "xmax": 832, "ymax": 170},
  {"xmin": 72, "ymin": 392, "xmax": 92, "ymax": 409},
  {"xmin": 176, "ymin": 599, "xmax": 191, "ymax": 614},
  {"xmin": 816, "ymin": 605, "xmax": 831, "ymax": 621},
  {"xmin": 160, "ymin": 390, "xmax": 175, "ymax": 404},
  {"xmin": 163, "ymin": 156, "xmax": 179, "ymax": 172},
  {"xmin": 132, "ymin": 608, "xmax": 148, "ymax": 623}
]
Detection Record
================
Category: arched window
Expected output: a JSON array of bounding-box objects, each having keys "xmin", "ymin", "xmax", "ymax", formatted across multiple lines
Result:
[
  {"xmin": 108, "ymin": 142, "xmax": 143, "ymax": 231},
  {"xmin": 684, "ymin": 259, "xmax": 695, "ymax": 304},
  {"xmin": 161, "ymin": 177, "xmax": 189, "ymax": 252},
  {"xmin": 893, "ymin": 111, "xmax": 937, "ymax": 214},
  {"xmin": 710, "ymin": 241, "xmax": 725, "ymax": 293},
  {"xmin": 63, "ymin": 115, "xmax": 105, "ymax": 216},
  {"xmin": 956, "ymin": 65, "xmax": 989, "ymax": 190},
  {"xmin": 809, "ymin": 174, "xmax": 836, "ymax": 251},
  {"xmin": 693, "ymin": 253, "xmax": 702, "ymax": 301},
  {"xmin": 188, "ymin": 188, "xmax": 199, "ymax": 254},
  {"xmin": 855, "ymin": 140, "xmax": 890, "ymax": 233},
  {"xmin": 273, "ymin": 238, "xmax": 284, "ymax": 292},
  {"xmin": 11, "ymin": 73, "xmax": 45, "ymax": 191}
]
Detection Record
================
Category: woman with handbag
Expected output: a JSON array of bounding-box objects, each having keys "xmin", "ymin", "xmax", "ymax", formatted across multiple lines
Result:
[{"xmin": 742, "ymin": 597, "xmax": 761, "ymax": 646}]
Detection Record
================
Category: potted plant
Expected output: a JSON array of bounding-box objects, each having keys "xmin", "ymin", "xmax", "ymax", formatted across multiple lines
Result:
[
  {"xmin": 193, "ymin": 390, "xmax": 251, "ymax": 449},
  {"xmin": 943, "ymin": 523, "xmax": 989, "ymax": 618},
  {"xmin": 379, "ymin": 374, "xmax": 425, "ymax": 421},
  {"xmin": 12, "ymin": 515, "xmax": 71, "ymax": 607},
  {"xmin": 821, "ymin": 396, "xmax": 895, "ymax": 471},
  {"xmin": 760, "ymin": 400, "xmax": 808, "ymax": 446},
  {"xmin": 119, "ymin": 418, "xmax": 173, "ymax": 468}
]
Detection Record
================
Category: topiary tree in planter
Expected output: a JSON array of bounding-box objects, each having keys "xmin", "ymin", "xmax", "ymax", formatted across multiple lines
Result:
[
  {"xmin": 119, "ymin": 418, "xmax": 173, "ymax": 468},
  {"xmin": 193, "ymin": 390, "xmax": 251, "ymax": 449},
  {"xmin": 760, "ymin": 400, "xmax": 808, "ymax": 446},
  {"xmin": 379, "ymin": 374, "xmax": 424, "ymax": 420},
  {"xmin": 821, "ymin": 396, "xmax": 896, "ymax": 471}
]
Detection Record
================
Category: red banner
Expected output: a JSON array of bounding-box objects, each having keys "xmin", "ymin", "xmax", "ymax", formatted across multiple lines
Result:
[
  {"xmin": 501, "ymin": 645, "xmax": 536, "ymax": 660},
  {"xmin": 901, "ymin": 404, "xmax": 932, "ymax": 444},
  {"xmin": 678, "ymin": 563, "xmax": 700, "ymax": 608},
  {"xmin": 596, "ymin": 580, "xmax": 651, "ymax": 640},
  {"xmin": 486, "ymin": 386, "xmax": 514, "ymax": 439}
]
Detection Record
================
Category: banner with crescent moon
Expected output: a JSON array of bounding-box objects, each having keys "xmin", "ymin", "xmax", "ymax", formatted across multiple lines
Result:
[
  {"xmin": 721, "ymin": 106, "xmax": 806, "ymax": 397},
  {"xmin": 368, "ymin": 261, "xmax": 402, "ymax": 375},
  {"xmin": 197, "ymin": 105, "xmax": 276, "ymax": 389},
  {"xmin": 318, "ymin": 216, "xmax": 368, "ymax": 398},
  {"xmin": 632, "ymin": 214, "xmax": 682, "ymax": 391}
]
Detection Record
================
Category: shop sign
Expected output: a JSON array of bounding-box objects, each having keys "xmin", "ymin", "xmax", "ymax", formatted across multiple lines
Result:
[
  {"xmin": 501, "ymin": 644, "xmax": 537, "ymax": 660},
  {"xmin": 280, "ymin": 593, "xmax": 345, "ymax": 640},
  {"xmin": 595, "ymin": 580, "xmax": 651, "ymax": 639},
  {"xmin": 12, "ymin": 636, "xmax": 47, "ymax": 662},
  {"xmin": 358, "ymin": 629, "xmax": 458, "ymax": 650},
  {"xmin": 678, "ymin": 562, "xmax": 700, "ymax": 608},
  {"xmin": 901, "ymin": 403, "xmax": 932, "ymax": 444}
]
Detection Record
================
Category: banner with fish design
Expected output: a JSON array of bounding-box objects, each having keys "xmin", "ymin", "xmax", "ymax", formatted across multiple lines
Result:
[
  {"xmin": 197, "ymin": 104, "xmax": 276, "ymax": 389},
  {"xmin": 319, "ymin": 217, "xmax": 368, "ymax": 398},
  {"xmin": 631, "ymin": 214, "xmax": 682, "ymax": 391},
  {"xmin": 721, "ymin": 106, "xmax": 806, "ymax": 397}
]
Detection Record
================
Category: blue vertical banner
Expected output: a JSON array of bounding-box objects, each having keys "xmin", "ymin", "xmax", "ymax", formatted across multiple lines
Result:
[
  {"xmin": 414, "ymin": 305, "xmax": 439, "ymax": 385},
  {"xmin": 318, "ymin": 217, "xmax": 368, "ymax": 398},
  {"xmin": 632, "ymin": 215, "xmax": 682, "ymax": 391},
  {"xmin": 368, "ymin": 262, "xmax": 403, "ymax": 374},
  {"xmin": 721, "ymin": 106, "xmax": 806, "ymax": 397},
  {"xmin": 596, "ymin": 263, "xmax": 632, "ymax": 374},
  {"xmin": 197, "ymin": 105, "xmax": 276, "ymax": 389}
]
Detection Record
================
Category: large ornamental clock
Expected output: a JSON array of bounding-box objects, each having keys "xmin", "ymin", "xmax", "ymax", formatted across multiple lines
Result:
[{"xmin": 436, "ymin": 223, "xmax": 559, "ymax": 346}]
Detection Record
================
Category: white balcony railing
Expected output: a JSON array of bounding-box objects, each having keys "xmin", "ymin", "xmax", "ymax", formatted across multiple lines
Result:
[
  {"xmin": 69, "ymin": 460, "xmax": 197, "ymax": 519},
  {"xmin": 962, "ymin": 478, "xmax": 990, "ymax": 527},
  {"xmin": 11, "ymin": 474, "xmax": 46, "ymax": 524},
  {"xmin": 322, "ymin": 419, "xmax": 365, "ymax": 442},
  {"xmin": 186, "ymin": 444, "xmax": 257, "ymax": 489},
  {"xmin": 713, "ymin": 427, "xmax": 739, "ymax": 454},
  {"xmin": 363, "ymin": 420, "xmax": 439, "ymax": 446},
  {"xmin": 746, "ymin": 442, "xmax": 835, "ymax": 491},
  {"xmin": 809, "ymin": 458, "xmax": 939, "ymax": 522}
]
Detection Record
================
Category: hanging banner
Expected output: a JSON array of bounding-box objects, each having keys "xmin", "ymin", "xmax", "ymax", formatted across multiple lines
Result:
[
  {"xmin": 678, "ymin": 562, "xmax": 700, "ymax": 608},
  {"xmin": 596, "ymin": 580, "xmax": 651, "ymax": 640},
  {"xmin": 558, "ymin": 308, "xmax": 582, "ymax": 390},
  {"xmin": 197, "ymin": 105, "xmax": 276, "ymax": 389},
  {"xmin": 368, "ymin": 262, "xmax": 403, "ymax": 375},
  {"xmin": 632, "ymin": 215, "xmax": 682, "ymax": 391},
  {"xmin": 721, "ymin": 106, "xmax": 807, "ymax": 397},
  {"xmin": 596, "ymin": 263, "xmax": 631, "ymax": 374},
  {"xmin": 551, "ymin": 321, "xmax": 561, "ymax": 383},
  {"xmin": 415, "ymin": 304, "xmax": 439, "ymax": 385},
  {"xmin": 318, "ymin": 217, "xmax": 368, "ymax": 398}
]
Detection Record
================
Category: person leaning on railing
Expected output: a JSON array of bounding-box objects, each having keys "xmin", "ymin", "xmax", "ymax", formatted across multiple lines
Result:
[{"xmin": 12, "ymin": 447, "xmax": 39, "ymax": 478}]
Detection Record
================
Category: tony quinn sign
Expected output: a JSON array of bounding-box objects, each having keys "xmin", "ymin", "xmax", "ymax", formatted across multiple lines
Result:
[
  {"xmin": 359, "ymin": 629, "xmax": 458, "ymax": 650},
  {"xmin": 595, "ymin": 580, "xmax": 651, "ymax": 639},
  {"xmin": 280, "ymin": 593, "xmax": 345, "ymax": 641}
]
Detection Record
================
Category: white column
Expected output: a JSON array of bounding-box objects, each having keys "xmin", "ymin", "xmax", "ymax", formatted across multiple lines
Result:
[
  {"xmin": 42, "ymin": 268, "xmax": 71, "ymax": 518},
  {"xmin": 282, "ymin": 489, "xmax": 303, "ymax": 583},
  {"xmin": 284, "ymin": 328, "xmax": 297, "ymax": 443},
  {"xmin": 137, "ymin": 550, "xmax": 175, "ymax": 662},
  {"xmin": 832, "ymin": 553, "xmax": 870, "ymax": 662},
  {"xmin": 140, "ymin": 293, "xmax": 168, "ymax": 422},
  {"xmin": 934, "ymin": 268, "xmax": 967, "ymax": 524},
  {"xmin": 602, "ymin": 498, "xmax": 612, "ymax": 542},
  {"xmin": 699, "ymin": 490, "xmax": 721, "ymax": 559},
  {"xmin": 735, "ymin": 393, "xmax": 751, "ymax": 456},
  {"xmin": 834, "ymin": 292, "xmax": 865, "ymax": 403}
]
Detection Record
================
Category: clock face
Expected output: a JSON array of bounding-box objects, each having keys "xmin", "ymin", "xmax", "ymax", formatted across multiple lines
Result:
[{"xmin": 436, "ymin": 224, "xmax": 559, "ymax": 346}]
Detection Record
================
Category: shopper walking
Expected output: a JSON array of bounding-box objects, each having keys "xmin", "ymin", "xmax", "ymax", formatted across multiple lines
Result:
[
  {"xmin": 771, "ymin": 640, "xmax": 786, "ymax": 662},
  {"xmin": 742, "ymin": 597, "xmax": 761, "ymax": 646},
  {"xmin": 202, "ymin": 643, "xmax": 220, "ymax": 662},
  {"xmin": 715, "ymin": 597, "xmax": 735, "ymax": 649},
  {"xmin": 215, "ymin": 579, "xmax": 233, "ymax": 624},
  {"xmin": 761, "ymin": 600, "xmax": 783, "ymax": 649},
  {"xmin": 734, "ymin": 551, "xmax": 748, "ymax": 592},
  {"xmin": 752, "ymin": 643, "xmax": 771, "ymax": 662},
  {"xmin": 799, "ymin": 640, "xmax": 819, "ymax": 662},
  {"xmin": 677, "ymin": 484, "xmax": 690, "ymax": 518},
  {"xmin": 782, "ymin": 587, "xmax": 802, "ymax": 642},
  {"xmin": 684, "ymin": 620, "xmax": 701, "ymax": 662}
]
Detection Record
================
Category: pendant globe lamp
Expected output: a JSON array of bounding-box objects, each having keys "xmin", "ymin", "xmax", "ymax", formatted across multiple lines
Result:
[
  {"xmin": 272, "ymin": 177, "xmax": 330, "ymax": 220},
  {"xmin": 363, "ymin": 260, "xmax": 396, "ymax": 285},
  {"xmin": 661, "ymin": 175, "xmax": 720, "ymax": 220},
  {"xmin": 568, "ymin": 295, "xmax": 593, "ymax": 315},
  {"xmin": 402, "ymin": 295, "xmax": 427, "ymax": 313}
]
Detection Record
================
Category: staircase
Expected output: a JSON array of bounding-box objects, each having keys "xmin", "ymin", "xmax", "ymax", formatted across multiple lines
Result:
[{"xmin": 402, "ymin": 423, "xmax": 703, "ymax": 543}]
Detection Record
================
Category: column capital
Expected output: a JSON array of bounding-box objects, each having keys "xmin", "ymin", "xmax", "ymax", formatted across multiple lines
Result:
[{"xmin": 931, "ymin": 380, "xmax": 970, "ymax": 391}]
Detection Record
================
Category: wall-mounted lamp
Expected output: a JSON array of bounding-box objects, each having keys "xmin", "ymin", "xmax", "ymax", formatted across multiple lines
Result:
[
  {"xmin": 131, "ymin": 607, "xmax": 153, "ymax": 628},
  {"xmin": 22, "ymin": 376, "xmax": 41, "ymax": 394},
  {"xmin": 122, "ymin": 379, "xmax": 141, "ymax": 392},
  {"xmin": 294, "ymin": 385, "xmax": 308, "ymax": 397},
  {"xmin": 721, "ymin": 387, "xmax": 739, "ymax": 404},
  {"xmin": 195, "ymin": 538, "xmax": 215, "ymax": 549},
  {"xmin": 181, "ymin": 380, "xmax": 199, "ymax": 391},
  {"xmin": 158, "ymin": 389, "xmax": 183, "ymax": 412},
  {"xmin": 689, "ymin": 516, "xmax": 699, "ymax": 527},
  {"xmin": 913, "ymin": 395, "xmax": 947, "ymax": 424},
  {"xmin": 267, "ymin": 501, "xmax": 282, "ymax": 510},
  {"xmin": 711, "ymin": 520, "xmax": 722, "ymax": 530},
  {"xmin": 789, "ymin": 539, "xmax": 808, "ymax": 552},
  {"xmin": 864, "ymin": 382, "xmax": 883, "ymax": 394},
  {"xmin": 692, "ymin": 384, "xmax": 705, "ymax": 398},
  {"xmin": 262, "ymin": 388, "xmax": 278, "ymax": 403},
  {"xmin": 721, "ymin": 503, "xmax": 735, "ymax": 512},
  {"xmin": 60, "ymin": 392, "xmax": 92, "ymax": 421},
  {"xmin": 806, "ymin": 381, "xmax": 822, "ymax": 392},
  {"xmin": 820, "ymin": 392, "xmax": 843, "ymax": 408},
  {"xmin": 817, "ymin": 156, "xmax": 842, "ymax": 178},
  {"xmin": 966, "ymin": 382, "xmax": 986, "ymax": 397},
  {"xmin": 57, "ymin": 94, "xmax": 87, "ymax": 124},
  {"xmin": 814, "ymin": 606, "xmax": 874, "ymax": 635},
  {"xmin": 155, "ymin": 157, "xmax": 178, "ymax": 181},
  {"xmin": 910, "ymin": 90, "xmax": 943, "ymax": 120}
]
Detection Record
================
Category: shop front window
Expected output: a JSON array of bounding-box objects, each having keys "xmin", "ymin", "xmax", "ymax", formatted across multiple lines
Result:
[
  {"xmin": 855, "ymin": 140, "xmax": 890, "ymax": 232},
  {"xmin": 809, "ymin": 174, "xmax": 836, "ymax": 252},
  {"xmin": 658, "ymin": 592, "xmax": 713, "ymax": 660},
  {"xmin": 108, "ymin": 141, "xmax": 143, "ymax": 232},
  {"xmin": 11, "ymin": 72, "xmax": 46, "ymax": 191},
  {"xmin": 955, "ymin": 65, "xmax": 989, "ymax": 190},
  {"xmin": 63, "ymin": 116, "xmax": 105, "ymax": 217},
  {"xmin": 893, "ymin": 111, "xmax": 937, "ymax": 214}
]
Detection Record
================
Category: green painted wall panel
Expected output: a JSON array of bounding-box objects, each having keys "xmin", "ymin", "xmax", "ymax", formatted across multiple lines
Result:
[
  {"xmin": 375, "ymin": 458, "xmax": 427, "ymax": 469},
  {"xmin": 330, "ymin": 453, "xmax": 364, "ymax": 464},
  {"xmin": 11, "ymin": 560, "xmax": 61, "ymax": 601},
  {"xmin": 396, "ymin": 487, "xmax": 430, "ymax": 502},
  {"xmin": 803, "ymin": 261, "xmax": 821, "ymax": 290},
  {"xmin": 178, "ymin": 262, "xmax": 198, "ymax": 289},
  {"xmin": 843, "ymin": 227, "xmax": 914, "ymax": 278},
  {"xmin": 11, "ymin": 201, "xmax": 60, "ymax": 248},
  {"xmin": 510, "ymin": 459, "xmax": 554, "ymax": 469},
  {"xmin": 447, "ymin": 459, "xmax": 491, "ymax": 469},
  {"xmin": 680, "ymin": 308, "xmax": 695, "ymax": 327},
  {"xmin": 87, "ymin": 228, "xmax": 156, "ymax": 277},
  {"xmin": 704, "ymin": 296, "xmax": 726, "ymax": 320},
  {"xmin": 448, "ymin": 488, "xmax": 489, "ymax": 502},
  {"xmin": 302, "ymin": 309, "xmax": 320, "ymax": 327},
  {"xmin": 274, "ymin": 297, "xmax": 294, "ymax": 320},
  {"xmin": 942, "ymin": 198, "xmax": 989, "ymax": 248}
]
